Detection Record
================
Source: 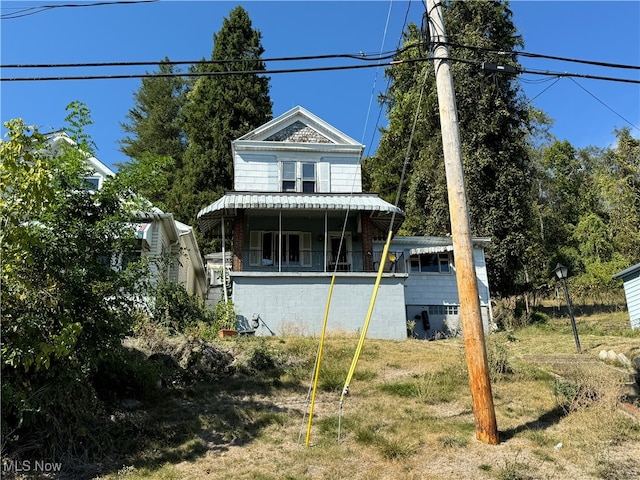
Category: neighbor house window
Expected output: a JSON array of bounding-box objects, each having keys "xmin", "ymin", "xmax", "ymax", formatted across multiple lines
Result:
[
  {"xmin": 82, "ymin": 177, "xmax": 100, "ymax": 191},
  {"xmin": 409, "ymin": 252, "xmax": 451, "ymax": 273},
  {"xmin": 428, "ymin": 305, "xmax": 459, "ymax": 315}
]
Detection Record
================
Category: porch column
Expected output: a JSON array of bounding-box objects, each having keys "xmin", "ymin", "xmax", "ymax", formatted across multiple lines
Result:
[
  {"xmin": 361, "ymin": 214, "xmax": 375, "ymax": 272},
  {"xmin": 233, "ymin": 210, "xmax": 245, "ymax": 272}
]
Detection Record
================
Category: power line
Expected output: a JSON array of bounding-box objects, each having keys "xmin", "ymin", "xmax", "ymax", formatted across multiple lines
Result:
[
  {"xmin": 3, "ymin": 42, "xmax": 638, "ymax": 73},
  {"xmin": 0, "ymin": 47, "xmax": 413, "ymax": 70},
  {"xmin": 0, "ymin": 58, "xmax": 429, "ymax": 82},
  {"xmin": 567, "ymin": 77, "xmax": 639, "ymax": 131},
  {"xmin": 4, "ymin": 56, "xmax": 639, "ymax": 85},
  {"xmin": 445, "ymin": 41, "xmax": 640, "ymax": 71},
  {"xmin": 0, "ymin": 0, "xmax": 158, "ymax": 20}
]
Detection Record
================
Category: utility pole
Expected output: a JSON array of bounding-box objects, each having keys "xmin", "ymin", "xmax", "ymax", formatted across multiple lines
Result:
[{"xmin": 426, "ymin": 0, "xmax": 499, "ymax": 445}]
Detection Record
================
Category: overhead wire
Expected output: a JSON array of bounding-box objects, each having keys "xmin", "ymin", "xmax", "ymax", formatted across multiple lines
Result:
[
  {"xmin": 0, "ymin": 47, "xmax": 417, "ymax": 69},
  {"xmin": 567, "ymin": 77, "xmax": 639, "ymax": 131},
  {"xmin": 362, "ymin": 0, "xmax": 418, "ymax": 159},
  {"xmin": 0, "ymin": 0, "xmax": 158, "ymax": 20}
]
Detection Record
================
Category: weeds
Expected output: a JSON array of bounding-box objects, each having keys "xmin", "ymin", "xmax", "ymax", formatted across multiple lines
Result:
[{"xmin": 379, "ymin": 365, "xmax": 468, "ymax": 403}]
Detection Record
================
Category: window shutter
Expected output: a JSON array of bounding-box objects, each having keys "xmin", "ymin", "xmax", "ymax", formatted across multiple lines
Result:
[
  {"xmin": 301, "ymin": 232, "xmax": 312, "ymax": 267},
  {"xmin": 249, "ymin": 231, "xmax": 261, "ymax": 266},
  {"xmin": 317, "ymin": 162, "xmax": 330, "ymax": 192}
]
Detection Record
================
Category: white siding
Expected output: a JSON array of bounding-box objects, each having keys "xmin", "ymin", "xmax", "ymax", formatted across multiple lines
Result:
[
  {"xmin": 322, "ymin": 156, "xmax": 361, "ymax": 192},
  {"xmin": 233, "ymin": 151, "xmax": 362, "ymax": 193},
  {"xmin": 622, "ymin": 273, "xmax": 640, "ymax": 330},
  {"xmin": 234, "ymin": 153, "xmax": 279, "ymax": 191}
]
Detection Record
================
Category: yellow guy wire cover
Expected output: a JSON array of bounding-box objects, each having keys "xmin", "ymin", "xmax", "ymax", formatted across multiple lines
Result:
[
  {"xmin": 339, "ymin": 229, "xmax": 393, "ymax": 405},
  {"xmin": 304, "ymin": 274, "xmax": 336, "ymax": 446}
]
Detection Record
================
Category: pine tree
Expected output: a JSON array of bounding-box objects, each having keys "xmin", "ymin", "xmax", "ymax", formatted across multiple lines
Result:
[
  {"xmin": 119, "ymin": 59, "xmax": 186, "ymax": 209},
  {"xmin": 120, "ymin": 59, "xmax": 186, "ymax": 164},
  {"xmin": 175, "ymin": 6, "xmax": 272, "ymax": 229},
  {"xmin": 364, "ymin": 0, "xmax": 534, "ymax": 296}
]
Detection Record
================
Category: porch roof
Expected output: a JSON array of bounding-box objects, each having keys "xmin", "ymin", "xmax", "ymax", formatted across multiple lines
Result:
[{"xmin": 197, "ymin": 192, "xmax": 405, "ymax": 233}]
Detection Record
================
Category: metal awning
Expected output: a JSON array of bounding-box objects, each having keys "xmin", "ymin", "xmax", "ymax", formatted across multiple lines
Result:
[
  {"xmin": 410, "ymin": 245, "xmax": 454, "ymax": 255},
  {"xmin": 197, "ymin": 192, "xmax": 405, "ymax": 233}
]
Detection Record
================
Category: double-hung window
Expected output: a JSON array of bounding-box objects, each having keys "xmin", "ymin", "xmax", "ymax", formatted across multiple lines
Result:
[
  {"xmin": 282, "ymin": 162, "xmax": 297, "ymax": 192},
  {"xmin": 302, "ymin": 163, "xmax": 315, "ymax": 192},
  {"xmin": 280, "ymin": 161, "xmax": 318, "ymax": 193}
]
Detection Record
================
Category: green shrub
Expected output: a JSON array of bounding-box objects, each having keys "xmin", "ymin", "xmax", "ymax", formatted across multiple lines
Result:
[
  {"xmin": 213, "ymin": 300, "xmax": 236, "ymax": 331},
  {"xmin": 152, "ymin": 280, "xmax": 214, "ymax": 334}
]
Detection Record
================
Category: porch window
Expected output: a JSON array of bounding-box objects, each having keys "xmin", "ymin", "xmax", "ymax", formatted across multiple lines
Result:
[
  {"xmin": 250, "ymin": 231, "xmax": 312, "ymax": 267},
  {"xmin": 409, "ymin": 252, "xmax": 451, "ymax": 273},
  {"xmin": 328, "ymin": 233, "xmax": 352, "ymax": 271}
]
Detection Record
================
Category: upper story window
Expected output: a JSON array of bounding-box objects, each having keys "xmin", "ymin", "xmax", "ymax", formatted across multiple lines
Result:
[
  {"xmin": 409, "ymin": 252, "xmax": 451, "ymax": 273},
  {"xmin": 281, "ymin": 161, "xmax": 316, "ymax": 193},
  {"xmin": 282, "ymin": 162, "xmax": 296, "ymax": 192},
  {"xmin": 302, "ymin": 163, "xmax": 315, "ymax": 192},
  {"xmin": 82, "ymin": 177, "xmax": 100, "ymax": 191}
]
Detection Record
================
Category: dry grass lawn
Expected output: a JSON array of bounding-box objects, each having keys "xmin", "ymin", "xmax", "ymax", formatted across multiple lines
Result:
[{"xmin": 85, "ymin": 310, "xmax": 640, "ymax": 480}]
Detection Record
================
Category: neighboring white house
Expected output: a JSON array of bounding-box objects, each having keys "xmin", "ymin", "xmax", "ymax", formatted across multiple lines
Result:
[
  {"xmin": 46, "ymin": 132, "xmax": 206, "ymax": 299},
  {"xmin": 197, "ymin": 106, "xmax": 493, "ymax": 339},
  {"xmin": 613, "ymin": 262, "xmax": 640, "ymax": 330}
]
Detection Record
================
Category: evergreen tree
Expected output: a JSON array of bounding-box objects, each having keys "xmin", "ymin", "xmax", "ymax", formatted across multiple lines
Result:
[
  {"xmin": 120, "ymin": 59, "xmax": 186, "ymax": 165},
  {"xmin": 364, "ymin": 0, "xmax": 534, "ymax": 296},
  {"xmin": 175, "ymin": 6, "xmax": 272, "ymax": 229},
  {"xmin": 118, "ymin": 59, "xmax": 186, "ymax": 210}
]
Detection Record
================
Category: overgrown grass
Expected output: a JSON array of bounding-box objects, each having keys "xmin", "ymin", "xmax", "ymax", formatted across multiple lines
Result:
[{"xmin": 11, "ymin": 309, "xmax": 635, "ymax": 480}]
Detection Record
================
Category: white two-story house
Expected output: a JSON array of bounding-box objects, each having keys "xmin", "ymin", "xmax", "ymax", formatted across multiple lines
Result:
[
  {"xmin": 197, "ymin": 106, "xmax": 493, "ymax": 339},
  {"xmin": 47, "ymin": 132, "xmax": 207, "ymax": 299}
]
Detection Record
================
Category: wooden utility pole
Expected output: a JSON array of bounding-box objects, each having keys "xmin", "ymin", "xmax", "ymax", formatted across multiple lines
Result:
[{"xmin": 426, "ymin": 0, "xmax": 499, "ymax": 445}]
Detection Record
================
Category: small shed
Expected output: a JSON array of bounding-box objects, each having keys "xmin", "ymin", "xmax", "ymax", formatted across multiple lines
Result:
[{"xmin": 613, "ymin": 262, "xmax": 640, "ymax": 330}]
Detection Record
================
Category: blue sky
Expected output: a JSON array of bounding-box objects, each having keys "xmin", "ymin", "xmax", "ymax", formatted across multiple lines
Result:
[{"xmin": 1, "ymin": 1, "xmax": 639, "ymax": 171}]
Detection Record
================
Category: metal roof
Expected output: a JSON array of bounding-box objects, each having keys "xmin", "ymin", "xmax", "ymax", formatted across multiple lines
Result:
[
  {"xmin": 197, "ymin": 192, "xmax": 404, "ymax": 233},
  {"xmin": 613, "ymin": 262, "xmax": 640, "ymax": 280},
  {"xmin": 410, "ymin": 245, "xmax": 455, "ymax": 255}
]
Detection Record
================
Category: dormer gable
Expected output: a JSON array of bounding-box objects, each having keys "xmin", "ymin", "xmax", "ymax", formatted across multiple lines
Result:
[
  {"xmin": 235, "ymin": 105, "xmax": 362, "ymax": 148},
  {"xmin": 232, "ymin": 106, "xmax": 364, "ymax": 193}
]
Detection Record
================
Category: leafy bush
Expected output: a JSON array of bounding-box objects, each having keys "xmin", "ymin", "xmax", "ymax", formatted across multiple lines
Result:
[
  {"xmin": 152, "ymin": 279, "xmax": 214, "ymax": 334},
  {"xmin": 213, "ymin": 299, "xmax": 236, "ymax": 331},
  {"xmin": 1, "ymin": 107, "xmax": 152, "ymax": 461},
  {"xmin": 486, "ymin": 336, "xmax": 513, "ymax": 379}
]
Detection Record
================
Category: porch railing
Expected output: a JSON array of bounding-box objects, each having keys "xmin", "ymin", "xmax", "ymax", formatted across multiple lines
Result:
[{"xmin": 240, "ymin": 250, "xmax": 405, "ymax": 273}]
